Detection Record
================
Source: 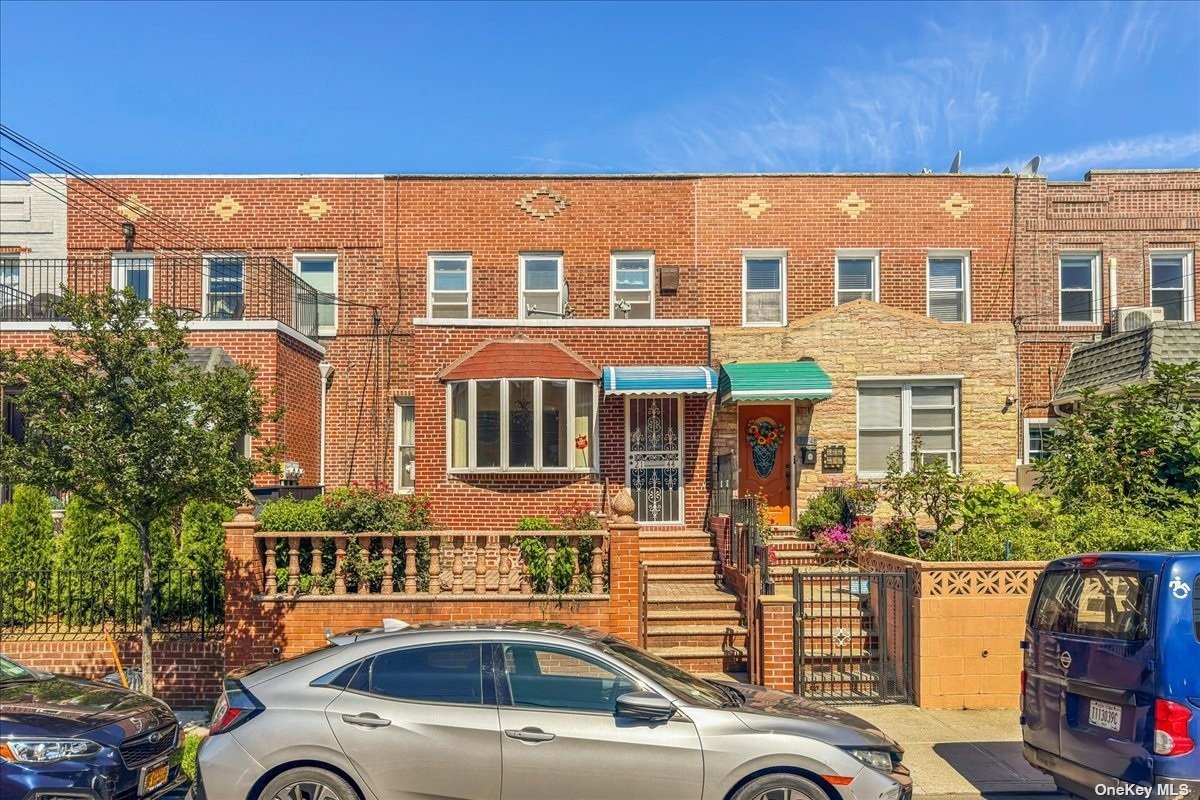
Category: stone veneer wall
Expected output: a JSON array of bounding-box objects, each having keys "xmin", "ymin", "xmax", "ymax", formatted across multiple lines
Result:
[{"xmin": 712, "ymin": 301, "xmax": 1019, "ymax": 511}]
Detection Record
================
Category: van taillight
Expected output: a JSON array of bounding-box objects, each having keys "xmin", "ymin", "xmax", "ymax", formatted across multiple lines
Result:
[
  {"xmin": 1020, "ymin": 669, "xmax": 1027, "ymax": 696},
  {"xmin": 1154, "ymin": 699, "xmax": 1195, "ymax": 757}
]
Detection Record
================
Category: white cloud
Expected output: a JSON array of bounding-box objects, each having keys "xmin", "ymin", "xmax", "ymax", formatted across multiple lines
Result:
[{"xmin": 977, "ymin": 132, "xmax": 1200, "ymax": 176}]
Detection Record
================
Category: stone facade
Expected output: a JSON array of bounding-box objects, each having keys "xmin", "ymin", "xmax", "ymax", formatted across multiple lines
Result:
[{"xmin": 713, "ymin": 301, "xmax": 1018, "ymax": 511}]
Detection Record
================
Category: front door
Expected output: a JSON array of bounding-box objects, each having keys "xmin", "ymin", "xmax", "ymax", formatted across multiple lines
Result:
[
  {"xmin": 496, "ymin": 642, "xmax": 704, "ymax": 800},
  {"xmin": 626, "ymin": 396, "xmax": 683, "ymax": 524},
  {"xmin": 738, "ymin": 404, "xmax": 792, "ymax": 527}
]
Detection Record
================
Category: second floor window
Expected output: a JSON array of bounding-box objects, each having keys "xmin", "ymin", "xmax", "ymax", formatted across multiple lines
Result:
[
  {"xmin": 1059, "ymin": 253, "xmax": 1099, "ymax": 324},
  {"xmin": 612, "ymin": 253, "xmax": 653, "ymax": 319},
  {"xmin": 1151, "ymin": 251, "xmax": 1194, "ymax": 322},
  {"xmin": 205, "ymin": 255, "xmax": 245, "ymax": 320},
  {"xmin": 1, "ymin": 256, "xmax": 19, "ymax": 305},
  {"xmin": 743, "ymin": 253, "xmax": 785, "ymax": 325},
  {"xmin": 429, "ymin": 254, "xmax": 471, "ymax": 319},
  {"xmin": 111, "ymin": 254, "xmax": 153, "ymax": 303},
  {"xmin": 294, "ymin": 254, "xmax": 337, "ymax": 336},
  {"xmin": 395, "ymin": 398, "xmax": 415, "ymax": 493},
  {"xmin": 520, "ymin": 253, "xmax": 563, "ymax": 319},
  {"xmin": 836, "ymin": 251, "xmax": 879, "ymax": 304},
  {"xmin": 927, "ymin": 254, "xmax": 969, "ymax": 323}
]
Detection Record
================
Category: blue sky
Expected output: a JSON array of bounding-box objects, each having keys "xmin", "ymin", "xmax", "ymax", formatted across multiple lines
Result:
[{"xmin": 1, "ymin": 0, "xmax": 1198, "ymax": 178}]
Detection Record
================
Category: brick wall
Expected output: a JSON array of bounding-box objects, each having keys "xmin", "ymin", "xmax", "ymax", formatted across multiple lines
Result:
[
  {"xmin": 4, "ymin": 637, "xmax": 223, "ymax": 709},
  {"xmin": 1013, "ymin": 171, "xmax": 1200, "ymax": 431}
]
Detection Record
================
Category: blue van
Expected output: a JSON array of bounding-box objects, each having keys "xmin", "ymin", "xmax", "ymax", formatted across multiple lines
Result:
[{"xmin": 1022, "ymin": 553, "xmax": 1200, "ymax": 798}]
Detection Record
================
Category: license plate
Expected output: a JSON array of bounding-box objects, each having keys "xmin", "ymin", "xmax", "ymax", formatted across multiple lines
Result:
[
  {"xmin": 139, "ymin": 760, "xmax": 169, "ymax": 795},
  {"xmin": 1089, "ymin": 699, "xmax": 1122, "ymax": 732}
]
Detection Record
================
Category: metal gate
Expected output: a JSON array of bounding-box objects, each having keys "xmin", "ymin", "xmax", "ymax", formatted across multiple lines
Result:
[
  {"xmin": 791, "ymin": 570, "xmax": 913, "ymax": 704},
  {"xmin": 626, "ymin": 396, "xmax": 682, "ymax": 524}
]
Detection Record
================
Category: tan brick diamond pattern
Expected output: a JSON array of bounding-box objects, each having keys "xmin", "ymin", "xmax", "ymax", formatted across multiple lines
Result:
[
  {"xmin": 515, "ymin": 187, "xmax": 571, "ymax": 220},
  {"xmin": 737, "ymin": 192, "xmax": 771, "ymax": 220},
  {"xmin": 209, "ymin": 194, "xmax": 243, "ymax": 221},
  {"xmin": 298, "ymin": 195, "xmax": 332, "ymax": 221},
  {"xmin": 941, "ymin": 192, "xmax": 974, "ymax": 220},
  {"xmin": 837, "ymin": 191, "xmax": 870, "ymax": 219},
  {"xmin": 116, "ymin": 194, "xmax": 151, "ymax": 222}
]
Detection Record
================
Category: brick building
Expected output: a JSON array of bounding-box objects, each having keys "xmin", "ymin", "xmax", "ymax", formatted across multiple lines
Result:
[
  {"xmin": 1012, "ymin": 169, "xmax": 1200, "ymax": 480},
  {"xmin": 2, "ymin": 169, "xmax": 1196, "ymax": 526}
]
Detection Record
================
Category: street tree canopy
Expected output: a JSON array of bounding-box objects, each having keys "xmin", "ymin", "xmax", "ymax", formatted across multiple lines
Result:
[{"xmin": 0, "ymin": 289, "xmax": 265, "ymax": 695}]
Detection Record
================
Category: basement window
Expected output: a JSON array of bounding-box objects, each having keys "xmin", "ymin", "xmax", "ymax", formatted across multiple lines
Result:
[{"xmin": 448, "ymin": 378, "xmax": 597, "ymax": 473}]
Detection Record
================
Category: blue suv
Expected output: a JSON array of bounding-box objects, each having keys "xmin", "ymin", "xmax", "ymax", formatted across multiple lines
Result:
[
  {"xmin": 0, "ymin": 654, "xmax": 185, "ymax": 800},
  {"xmin": 1022, "ymin": 553, "xmax": 1200, "ymax": 798}
]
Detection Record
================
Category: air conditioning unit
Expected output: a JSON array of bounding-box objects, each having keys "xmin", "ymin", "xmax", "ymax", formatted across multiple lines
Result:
[{"xmin": 1115, "ymin": 306, "xmax": 1164, "ymax": 332}]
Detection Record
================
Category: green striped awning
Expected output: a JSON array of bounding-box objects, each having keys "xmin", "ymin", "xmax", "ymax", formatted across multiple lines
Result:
[{"xmin": 718, "ymin": 361, "xmax": 833, "ymax": 403}]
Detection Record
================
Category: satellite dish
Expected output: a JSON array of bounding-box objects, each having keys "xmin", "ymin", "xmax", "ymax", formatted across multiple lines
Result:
[
  {"xmin": 1020, "ymin": 156, "xmax": 1041, "ymax": 176},
  {"xmin": 921, "ymin": 167, "xmax": 932, "ymax": 174},
  {"xmin": 949, "ymin": 150, "xmax": 962, "ymax": 173},
  {"xmin": 1001, "ymin": 167, "xmax": 1012, "ymax": 175}
]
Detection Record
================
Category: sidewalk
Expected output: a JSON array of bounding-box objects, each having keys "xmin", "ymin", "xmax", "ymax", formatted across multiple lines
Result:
[{"xmin": 837, "ymin": 704, "xmax": 1062, "ymax": 798}]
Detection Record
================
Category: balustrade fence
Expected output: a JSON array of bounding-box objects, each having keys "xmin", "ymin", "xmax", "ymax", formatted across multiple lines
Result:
[{"xmin": 258, "ymin": 531, "xmax": 609, "ymax": 597}]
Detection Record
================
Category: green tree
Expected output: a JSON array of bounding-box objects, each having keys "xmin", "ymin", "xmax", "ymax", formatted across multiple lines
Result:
[
  {"xmin": 0, "ymin": 485, "xmax": 55, "ymax": 624},
  {"xmin": 0, "ymin": 289, "xmax": 264, "ymax": 696},
  {"xmin": 1037, "ymin": 362, "xmax": 1200, "ymax": 511}
]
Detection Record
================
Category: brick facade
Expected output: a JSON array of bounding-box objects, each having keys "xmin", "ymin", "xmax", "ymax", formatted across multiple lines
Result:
[{"xmin": 1013, "ymin": 170, "xmax": 1200, "ymax": 460}]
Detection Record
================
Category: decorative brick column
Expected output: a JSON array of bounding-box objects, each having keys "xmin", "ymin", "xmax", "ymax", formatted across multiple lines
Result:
[
  {"xmin": 606, "ymin": 487, "xmax": 641, "ymax": 642},
  {"xmin": 758, "ymin": 596, "xmax": 796, "ymax": 692},
  {"xmin": 223, "ymin": 503, "xmax": 265, "ymax": 671}
]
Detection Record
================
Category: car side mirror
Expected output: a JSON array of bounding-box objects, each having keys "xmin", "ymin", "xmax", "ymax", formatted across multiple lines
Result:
[{"xmin": 615, "ymin": 691, "xmax": 676, "ymax": 721}]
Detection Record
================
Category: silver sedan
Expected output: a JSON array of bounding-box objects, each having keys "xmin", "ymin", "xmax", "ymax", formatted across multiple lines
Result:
[{"xmin": 190, "ymin": 621, "xmax": 911, "ymax": 800}]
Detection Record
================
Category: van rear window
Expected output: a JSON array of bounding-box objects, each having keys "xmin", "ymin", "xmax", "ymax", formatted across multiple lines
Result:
[{"xmin": 1032, "ymin": 569, "xmax": 1154, "ymax": 641}]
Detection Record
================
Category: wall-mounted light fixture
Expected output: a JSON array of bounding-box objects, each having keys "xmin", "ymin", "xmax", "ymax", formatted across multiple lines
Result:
[
  {"xmin": 822, "ymin": 444, "xmax": 846, "ymax": 471},
  {"xmin": 121, "ymin": 221, "xmax": 136, "ymax": 251}
]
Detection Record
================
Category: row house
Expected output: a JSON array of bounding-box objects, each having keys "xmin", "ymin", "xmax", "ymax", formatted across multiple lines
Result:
[{"xmin": 0, "ymin": 170, "xmax": 1195, "ymax": 528}]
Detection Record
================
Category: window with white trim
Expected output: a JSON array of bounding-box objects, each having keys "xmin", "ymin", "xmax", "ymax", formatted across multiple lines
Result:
[
  {"xmin": 611, "ymin": 253, "xmax": 653, "ymax": 319},
  {"xmin": 395, "ymin": 397, "xmax": 415, "ymax": 492},
  {"xmin": 429, "ymin": 254, "xmax": 471, "ymax": 319},
  {"xmin": 111, "ymin": 253, "xmax": 154, "ymax": 303},
  {"xmin": 448, "ymin": 378, "xmax": 597, "ymax": 472},
  {"xmin": 836, "ymin": 251, "xmax": 879, "ymax": 304},
  {"xmin": 520, "ymin": 253, "xmax": 563, "ymax": 319},
  {"xmin": 857, "ymin": 381, "xmax": 960, "ymax": 476},
  {"xmin": 1024, "ymin": 419, "xmax": 1055, "ymax": 464},
  {"xmin": 204, "ymin": 254, "xmax": 245, "ymax": 320},
  {"xmin": 1, "ymin": 255, "xmax": 20, "ymax": 309},
  {"xmin": 927, "ymin": 253, "xmax": 969, "ymax": 323},
  {"xmin": 742, "ymin": 254, "xmax": 785, "ymax": 325},
  {"xmin": 1059, "ymin": 253, "xmax": 1099, "ymax": 324},
  {"xmin": 294, "ymin": 254, "xmax": 337, "ymax": 335},
  {"xmin": 1150, "ymin": 251, "xmax": 1194, "ymax": 322}
]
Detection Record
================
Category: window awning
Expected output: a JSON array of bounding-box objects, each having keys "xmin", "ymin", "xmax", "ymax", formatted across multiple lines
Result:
[
  {"xmin": 602, "ymin": 366, "xmax": 718, "ymax": 395},
  {"xmin": 718, "ymin": 361, "xmax": 833, "ymax": 403}
]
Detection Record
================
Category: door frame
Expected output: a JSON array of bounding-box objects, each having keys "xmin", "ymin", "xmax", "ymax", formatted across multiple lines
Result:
[
  {"xmin": 736, "ymin": 401, "xmax": 796, "ymax": 527},
  {"xmin": 624, "ymin": 393, "xmax": 685, "ymax": 526}
]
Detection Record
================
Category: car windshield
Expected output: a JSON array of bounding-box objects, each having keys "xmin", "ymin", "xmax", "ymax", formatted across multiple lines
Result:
[
  {"xmin": 602, "ymin": 640, "xmax": 730, "ymax": 708},
  {"xmin": 0, "ymin": 655, "xmax": 42, "ymax": 683}
]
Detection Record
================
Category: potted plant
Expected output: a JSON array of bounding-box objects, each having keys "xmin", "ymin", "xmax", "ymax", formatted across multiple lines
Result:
[{"xmin": 843, "ymin": 481, "xmax": 878, "ymax": 528}]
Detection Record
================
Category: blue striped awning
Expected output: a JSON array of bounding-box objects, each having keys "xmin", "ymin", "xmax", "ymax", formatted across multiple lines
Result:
[{"xmin": 602, "ymin": 366, "xmax": 718, "ymax": 395}]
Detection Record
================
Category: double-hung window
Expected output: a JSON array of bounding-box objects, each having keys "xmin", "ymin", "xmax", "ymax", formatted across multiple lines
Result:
[
  {"xmin": 520, "ymin": 253, "xmax": 563, "ymax": 319},
  {"xmin": 742, "ymin": 252, "xmax": 785, "ymax": 325},
  {"xmin": 448, "ymin": 377, "xmax": 597, "ymax": 472},
  {"xmin": 294, "ymin": 254, "xmax": 337, "ymax": 336},
  {"xmin": 611, "ymin": 253, "xmax": 653, "ymax": 319},
  {"xmin": 111, "ymin": 253, "xmax": 154, "ymax": 303},
  {"xmin": 1150, "ymin": 250, "xmax": 1194, "ymax": 322},
  {"xmin": 836, "ymin": 250, "xmax": 879, "ymax": 304},
  {"xmin": 1059, "ymin": 253, "xmax": 1099, "ymax": 324},
  {"xmin": 1024, "ymin": 419, "xmax": 1055, "ymax": 464},
  {"xmin": 395, "ymin": 398, "xmax": 415, "ymax": 493},
  {"xmin": 0, "ymin": 255, "xmax": 19, "ymax": 312},
  {"xmin": 204, "ymin": 254, "xmax": 245, "ymax": 320},
  {"xmin": 857, "ymin": 380, "xmax": 960, "ymax": 477},
  {"xmin": 428, "ymin": 254, "xmax": 471, "ymax": 318},
  {"xmin": 927, "ymin": 252, "xmax": 970, "ymax": 322}
]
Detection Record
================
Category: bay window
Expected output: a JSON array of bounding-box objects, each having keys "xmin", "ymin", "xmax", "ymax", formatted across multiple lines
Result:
[
  {"xmin": 857, "ymin": 380, "xmax": 960, "ymax": 477},
  {"xmin": 448, "ymin": 377, "xmax": 597, "ymax": 472}
]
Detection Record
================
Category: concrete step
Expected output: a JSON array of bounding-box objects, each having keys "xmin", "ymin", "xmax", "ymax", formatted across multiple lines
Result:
[
  {"xmin": 645, "ymin": 596, "xmax": 743, "ymax": 611},
  {"xmin": 641, "ymin": 559, "xmax": 720, "ymax": 575},
  {"xmin": 646, "ymin": 608, "xmax": 743, "ymax": 623},
  {"xmin": 638, "ymin": 531, "xmax": 714, "ymax": 548},
  {"xmin": 644, "ymin": 572, "xmax": 721, "ymax": 583},
  {"xmin": 640, "ymin": 545, "xmax": 716, "ymax": 557},
  {"xmin": 695, "ymin": 670, "xmax": 750, "ymax": 684},
  {"xmin": 645, "ymin": 624, "xmax": 749, "ymax": 649},
  {"xmin": 650, "ymin": 645, "xmax": 748, "ymax": 674}
]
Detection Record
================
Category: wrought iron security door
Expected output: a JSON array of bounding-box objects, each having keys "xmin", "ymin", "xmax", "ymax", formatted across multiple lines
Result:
[{"xmin": 626, "ymin": 397, "xmax": 683, "ymax": 524}]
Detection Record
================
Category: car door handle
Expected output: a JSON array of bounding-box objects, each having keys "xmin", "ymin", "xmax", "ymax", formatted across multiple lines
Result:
[
  {"xmin": 505, "ymin": 727, "xmax": 555, "ymax": 743},
  {"xmin": 342, "ymin": 713, "xmax": 392, "ymax": 728}
]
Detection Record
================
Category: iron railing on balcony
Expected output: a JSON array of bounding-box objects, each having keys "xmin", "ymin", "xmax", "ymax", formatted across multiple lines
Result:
[{"xmin": 0, "ymin": 257, "xmax": 320, "ymax": 339}]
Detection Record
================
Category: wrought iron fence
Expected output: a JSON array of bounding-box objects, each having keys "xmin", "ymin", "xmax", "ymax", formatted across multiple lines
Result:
[
  {"xmin": 0, "ymin": 567, "xmax": 224, "ymax": 639},
  {"xmin": 0, "ymin": 257, "xmax": 319, "ymax": 339}
]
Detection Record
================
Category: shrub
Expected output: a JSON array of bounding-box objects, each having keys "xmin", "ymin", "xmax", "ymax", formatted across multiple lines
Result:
[
  {"xmin": 322, "ymin": 486, "xmax": 435, "ymax": 533},
  {"xmin": 0, "ymin": 485, "xmax": 56, "ymax": 624},
  {"xmin": 515, "ymin": 516, "xmax": 555, "ymax": 531},
  {"xmin": 813, "ymin": 524, "xmax": 854, "ymax": 556},
  {"xmin": 258, "ymin": 497, "xmax": 328, "ymax": 532},
  {"xmin": 558, "ymin": 504, "xmax": 603, "ymax": 531},
  {"xmin": 797, "ymin": 488, "xmax": 849, "ymax": 535},
  {"xmin": 56, "ymin": 497, "xmax": 122, "ymax": 575},
  {"xmin": 177, "ymin": 501, "xmax": 233, "ymax": 575}
]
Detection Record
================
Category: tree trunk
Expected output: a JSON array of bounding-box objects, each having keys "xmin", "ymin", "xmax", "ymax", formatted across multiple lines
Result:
[{"xmin": 137, "ymin": 520, "xmax": 155, "ymax": 698}]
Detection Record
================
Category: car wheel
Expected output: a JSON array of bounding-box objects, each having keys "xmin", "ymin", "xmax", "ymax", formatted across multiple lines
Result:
[
  {"xmin": 733, "ymin": 773, "xmax": 830, "ymax": 800},
  {"xmin": 257, "ymin": 767, "xmax": 358, "ymax": 800}
]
